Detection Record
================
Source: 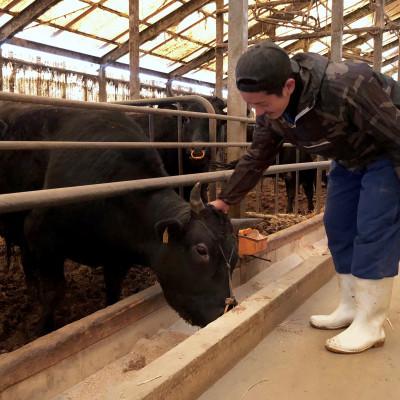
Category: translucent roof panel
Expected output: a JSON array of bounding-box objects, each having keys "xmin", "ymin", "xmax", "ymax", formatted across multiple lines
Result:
[
  {"xmin": 72, "ymin": 8, "xmax": 128, "ymax": 41},
  {"xmin": 39, "ymin": 0, "xmax": 90, "ymax": 27},
  {"xmin": 0, "ymin": 0, "xmax": 398, "ymax": 86},
  {"xmin": 16, "ymin": 23, "xmax": 112, "ymax": 57}
]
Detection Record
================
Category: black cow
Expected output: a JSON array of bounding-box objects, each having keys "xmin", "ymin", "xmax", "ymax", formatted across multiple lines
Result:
[
  {"xmin": 131, "ymin": 97, "xmax": 226, "ymax": 202},
  {"xmin": 0, "ymin": 101, "xmax": 238, "ymax": 332}
]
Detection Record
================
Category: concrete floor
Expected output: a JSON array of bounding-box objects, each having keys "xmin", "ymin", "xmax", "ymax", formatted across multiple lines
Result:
[{"xmin": 198, "ymin": 276, "xmax": 400, "ymax": 400}]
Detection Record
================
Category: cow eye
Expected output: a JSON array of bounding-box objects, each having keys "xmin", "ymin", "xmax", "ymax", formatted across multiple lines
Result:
[{"xmin": 196, "ymin": 244, "xmax": 208, "ymax": 256}]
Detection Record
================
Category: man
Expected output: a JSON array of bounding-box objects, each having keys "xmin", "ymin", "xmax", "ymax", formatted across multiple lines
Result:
[{"xmin": 210, "ymin": 40, "xmax": 400, "ymax": 354}]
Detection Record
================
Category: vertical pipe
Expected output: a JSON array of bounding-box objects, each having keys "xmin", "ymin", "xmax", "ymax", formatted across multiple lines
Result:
[
  {"xmin": 274, "ymin": 153, "xmax": 279, "ymax": 214},
  {"xmin": 177, "ymin": 103, "xmax": 184, "ymax": 198},
  {"xmin": 373, "ymin": 0, "xmax": 385, "ymax": 72},
  {"xmin": 148, "ymin": 114, "xmax": 155, "ymax": 141},
  {"xmin": 331, "ymin": 0, "xmax": 344, "ymax": 62},
  {"xmin": 294, "ymin": 148, "xmax": 300, "ymax": 215},
  {"xmin": 129, "ymin": 0, "xmax": 140, "ymax": 99},
  {"xmin": 398, "ymin": 33, "xmax": 400, "ymax": 81},
  {"xmin": 227, "ymin": 0, "xmax": 248, "ymax": 217},
  {"xmin": 99, "ymin": 65, "xmax": 107, "ymax": 102},
  {"xmin": 215, "ymin": 0, "xmax": 224, "ymax": 98},
  {"xmin": 0, "ymin": 47, "xmax": 3, "ymax": 92}
]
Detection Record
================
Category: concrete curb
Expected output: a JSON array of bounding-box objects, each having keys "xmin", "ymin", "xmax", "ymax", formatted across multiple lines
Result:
[{"xmin": 110, "ymin": 254, "xmax": 334, "ymax": 400}]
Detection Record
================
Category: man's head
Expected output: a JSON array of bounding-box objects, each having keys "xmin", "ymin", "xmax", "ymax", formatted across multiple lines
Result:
[{"xmin": 235, "ymin": 41, "xmax": 295, "ymax": 119}]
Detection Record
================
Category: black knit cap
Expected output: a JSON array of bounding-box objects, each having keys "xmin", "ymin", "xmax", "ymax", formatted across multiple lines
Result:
[{"xmin": 236, "ymin": 41, "xmax": 293, "ymax": 93}]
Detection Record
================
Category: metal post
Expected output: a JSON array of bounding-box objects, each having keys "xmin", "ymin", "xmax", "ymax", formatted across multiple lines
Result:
[
  {"xmin": 315, "ymin": 155, "xmax": 323, "ymax": 214},
  {"xmin": 215, "ymin": 0, "xmax": 224, "ymax": 98},
  {"xmin": 331, "ymin": 0, "xmax": 344, "ymax": 62},
  {"xmin": 373, "ymin": 0, "xmax": 385, "ymax": 72},
  {"xmin": 227, "ymin": 0, "xmax": 248, "ymax": 217},
  {"xmin": 294, "ymin": 148, "xmax": 300, "ymax": 215},
  {"xmin": 177, "ymin": 103, "xmax": 184, "ymax": 198},
  {"xmin": 274, "ymin": 153, "xmax": 279, "ymax": 214},
  {"xmin": 148, "ymin": 114, "xmax": 155, "ymax": 141},
  {"xmin": 99, "ymin": 65, "xmax": 107, "ymax": 102},
  {"xmin": 398, "ymin": 33, "xmax": 400, "ymax": 81},
  {"xmin": 129, "ymin": 0, "xmax": 140, "ymax": 99}
]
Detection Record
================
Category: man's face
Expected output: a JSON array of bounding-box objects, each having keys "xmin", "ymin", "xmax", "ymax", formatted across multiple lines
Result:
[{"xmin": 240, "ymin": 78, "xmax": 295, "ymax": 119}]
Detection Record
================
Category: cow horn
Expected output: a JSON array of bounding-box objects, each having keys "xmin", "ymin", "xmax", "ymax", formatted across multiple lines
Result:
[
  {"xmin": 190, "ymin": 182, "xmax": 205, "ymax": 214},
  {"xmin": 230, "ymin": 218, "xmax": 264, "ymax": 232}
]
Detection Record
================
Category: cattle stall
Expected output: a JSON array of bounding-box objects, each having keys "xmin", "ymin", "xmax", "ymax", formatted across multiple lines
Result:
[{"xmin": 0, "ymin": 213, "xmax": 332, "ymax": 400}]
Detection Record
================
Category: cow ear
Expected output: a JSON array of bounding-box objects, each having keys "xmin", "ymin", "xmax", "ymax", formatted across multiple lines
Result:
[{"xmin": 155, "ymin": 219, "xmax": 184, "ymax": 243}]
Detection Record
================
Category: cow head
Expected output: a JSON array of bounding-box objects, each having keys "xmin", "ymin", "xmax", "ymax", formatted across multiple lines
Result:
[
  {"xmin": 182, "ymin": 97, "xmax": 227, "ymax": 168},
  {"xmin": 152, "ymin": 183, "xmax": 238, "ymax": 327}
]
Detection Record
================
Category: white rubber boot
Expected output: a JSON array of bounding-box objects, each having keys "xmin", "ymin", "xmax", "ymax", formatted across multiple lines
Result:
[
  {"xmin": 310, "ymin": 274, "xmax": 355, "ymax": 329},
  {"xmin": 325, "ymin": 276, "xmax": 394, "ymax": 354}
]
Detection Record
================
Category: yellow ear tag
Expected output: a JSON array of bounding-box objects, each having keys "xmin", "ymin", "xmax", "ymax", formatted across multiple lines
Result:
[{"xmin": 162, "ymin": 228, "xmax": 169, "ymax": 244}]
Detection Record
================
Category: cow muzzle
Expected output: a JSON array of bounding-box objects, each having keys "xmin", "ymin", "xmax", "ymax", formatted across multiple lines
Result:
[{"xmin": 190, "ymin": 148, "xmax": 206, "ymax": 160}]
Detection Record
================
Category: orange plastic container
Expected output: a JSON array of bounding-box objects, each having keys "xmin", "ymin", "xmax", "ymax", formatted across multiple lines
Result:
[{"xmin": 238, "ymin": 228, "xmax": 268, "ymax": 256}]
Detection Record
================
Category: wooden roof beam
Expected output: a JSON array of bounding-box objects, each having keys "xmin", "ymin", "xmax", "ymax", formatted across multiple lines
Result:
[
  {"xmin": 101, "ymin": 0, "xmax": 213, "ymax": 65},
  {"xmin": 0, "ymin": 0, "xmax": 62, "ymax": 44},
  {"xmin": 168, "ymin": 21, "xmax": 265, "ymax": 78}
]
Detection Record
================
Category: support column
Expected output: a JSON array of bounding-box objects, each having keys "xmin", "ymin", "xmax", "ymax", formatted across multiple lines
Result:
[
  {"xmin": 99, "ymin": 65, "xmax": 107, "ymax": 102},
  {"xmin": 330, "ymin": 0, "xmax": 344, "ymax": 62},
  {"xmin": 129, "ymin": 0, "xmax": 140, "ymax": 99},
  {"xmin": 373, "ymin": 0, "xmax": 385, "ymax": 71},
  {"xmin": 227, "ymin": 0, "xmax": 248, "ymax": 217},
  {"xmin": 398, "ymin": 34, "xmax": 400, "ymax": 81},
  {"xmin": 215, "ymin": 0, "xmax": 224, "ymax": 98}
]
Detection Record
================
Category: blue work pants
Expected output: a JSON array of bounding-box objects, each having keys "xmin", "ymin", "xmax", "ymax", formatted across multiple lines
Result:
[{"xmin": 323, "ymin": 159, "xmax": 400, "ymax": 279}]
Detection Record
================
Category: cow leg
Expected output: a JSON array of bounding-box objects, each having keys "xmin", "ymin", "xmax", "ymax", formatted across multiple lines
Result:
[
  {"xmin": 103, "ymin": 264, "xmax": 129, "ymax": 305},
  {"xmin": 301, "ymin": 172, "xmax": 315, "ymax": 212},
  {"xmin": 38, "ymin": 257, "xmax": 65, "ymax": 333},
  {"xmin": 284, "ymin": 173, "xmax": 295, "ymax": 213},
  {"xmin": 24, "ymin": 212, "xmax": 66, "ymax": 333}
]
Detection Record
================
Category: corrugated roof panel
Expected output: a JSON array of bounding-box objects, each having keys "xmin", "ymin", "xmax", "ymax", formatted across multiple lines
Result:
[
  {"xmin": 16, "ymin": 23, "xmax": 110, "ymax": 57},
  {"xmin": 72, "ymin": 7, "xmax": 127, "ymax": 40},
  {"xmin": 154, "ymin": 38, "xmax": 200, "ymax": 61},
  {"xmin": 0, "ymin": 13, "xmax": 12, "ymax": 27},
  {"xmin": 103, "ymin": 0, "xmax": 128, "ymax": 15},
  {"xmin": 183, "ymin": 47, "xmax": 211, "ymax": 63},
  {"xmin": 9, "ymin": 0, "xmax": 35, "ymax": 12},
  {"xmin": 146, "ymin": 1, "xmax": 183, "ymax": 24},
  {"xmin": 137, "ymin": 53, "xmax": 183, "ymax": 73},
  {"xmin": 184, "ymin": 69, "xmax": 215, "ymax": 84},
  {"xmin": 115, "ymin": 31, "xmax": 129, "ymax": 43},
  {"xmin": 0, "ymin": 0, "xmax": 17, "ymax": 9},
  {"xmin": 180, "ymin": 18, "xmax": 216, "ymax": 45},
  {"xmin": 38, "ymin": 0, "xmax": 90, "ymax": 27},
  {"xmin": 141, "ymin": 32, "xmax": 171, "ymax": 51}
]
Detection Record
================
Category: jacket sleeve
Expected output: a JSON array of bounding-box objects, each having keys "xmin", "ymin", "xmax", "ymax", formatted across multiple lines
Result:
[
  {"xmin": 346, "ymin": 74, "xmax": 400, "ymax": 174},
  {"xmin": 218, "ymin": 116, "xmax": 284, "ymax": 205}
]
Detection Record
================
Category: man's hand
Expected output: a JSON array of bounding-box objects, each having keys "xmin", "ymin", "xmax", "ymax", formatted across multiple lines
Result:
[{"xmin": 208, "ymin": 199, "xmax": 230, "ymax": 214}]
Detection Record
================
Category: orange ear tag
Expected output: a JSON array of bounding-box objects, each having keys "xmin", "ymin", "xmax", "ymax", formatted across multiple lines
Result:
[{"xmin": 162, "ymin": 228, "xmax": 169, "ymax": 244}]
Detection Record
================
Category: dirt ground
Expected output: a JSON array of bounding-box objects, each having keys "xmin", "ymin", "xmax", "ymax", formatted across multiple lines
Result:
[{"xmin": 0, "ymin": 179, "xmax": 326, "ymax": 353}]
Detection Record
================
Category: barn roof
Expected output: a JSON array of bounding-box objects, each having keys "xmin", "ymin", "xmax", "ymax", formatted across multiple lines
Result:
[{"xmin": 0, "ymin": 0, "xmax": 399, "ymax": 86}]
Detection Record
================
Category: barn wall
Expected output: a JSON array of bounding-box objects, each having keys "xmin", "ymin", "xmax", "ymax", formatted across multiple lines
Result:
[{"xmin": 0, "ymin": 57, "xmax": 209, "ymax": 102}]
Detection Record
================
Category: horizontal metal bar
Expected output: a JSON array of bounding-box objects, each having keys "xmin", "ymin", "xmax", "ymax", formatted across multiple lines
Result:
[
  {"xmin": 0, "ymin": 141, "xmax": 296, "ymax": 150},
  {"xmin": 0, "ymin": 92, "xmax": 254, "ymax": 123},
  {"xmin": 0, "ymin": 161, "xmax": 331, "ymax": 214},
  {"xmin": 0, "ymin": 141, "xmax": 250, "ymax": 150},
  {"xmin": 264, "ymin": 161, "xmax": 331, "ymax": 176}
]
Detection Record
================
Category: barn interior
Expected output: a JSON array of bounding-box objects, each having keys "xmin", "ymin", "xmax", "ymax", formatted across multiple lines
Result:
[{"xmin": 0, "ymin": 1, "xmax": 400, "ymax": 400}]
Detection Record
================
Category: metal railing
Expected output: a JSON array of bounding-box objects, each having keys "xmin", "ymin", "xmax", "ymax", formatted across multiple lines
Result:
[
  {"xmin": 0, "ymin": 161, "xmax": 331, "ymax": 214},
  {"xmin": 0, "ymin": 92, "xmax": 330, "ymax": 215}
]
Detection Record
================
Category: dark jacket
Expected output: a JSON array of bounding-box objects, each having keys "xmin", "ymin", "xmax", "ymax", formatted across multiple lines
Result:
[{"xmin": 220, "ymin": 52, "xmax": 400, "ymax": 205}]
